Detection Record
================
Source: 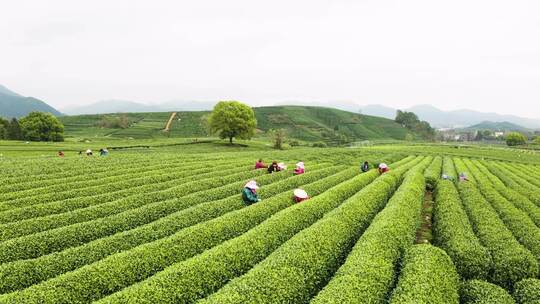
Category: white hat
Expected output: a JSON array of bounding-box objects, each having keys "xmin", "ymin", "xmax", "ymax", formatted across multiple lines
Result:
[
  {"xmin": 278, "ymin": 162, "xmax": 286, "ymax": 169},
  {"xmin": 378, "ymin": 163, "xmax": 388, "ymax": 169},
  {"xmin": 296, "ymin": 162, "xmax": 305, "ymax": 169},
  {"xmin": 86, "ymin": 149, "xmax": 92, "ymax": 153},
  {"xmin": 294, "ymin": 189, "xmax": 308, "ymax": 199},
  {"xmin": 245, "ymin": 180, "xmax": 259, "ymax": 190}
]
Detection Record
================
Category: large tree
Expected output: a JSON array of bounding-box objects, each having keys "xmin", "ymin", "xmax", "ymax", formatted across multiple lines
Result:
[
  {"xmin": 208, "ymin": 101, "xmax": 257, "ymax": 144},
  {"xmin": 395, "ymin": 110, "xmax": 419, "ymax": 128},
  {"xmin": 19, "ymin": 112, "xmax": 64, "ymax": 142},
  {"xmin": 395, "ymin": 110, "xmax": 435, "ymax": 140},
  {"xmin": 505, "ymin": 132, "xmax": 527, "ymax": 146}
]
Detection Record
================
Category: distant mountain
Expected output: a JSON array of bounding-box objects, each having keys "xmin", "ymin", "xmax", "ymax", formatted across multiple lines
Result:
[
  {"xmin": 0, "ymin": 84, "xmax": 21, "ymax": 97},
  {"xmin": 62, "ymin": 100, "xmax": 165, "ymax": 115},
  {"xmin": 463, "ymin": 121, "xmax": 531, "ymax": 132},
  {"xmin": 62, "ymin": 99, "xmax": 215, "ymax": 115},
  {"xmin": 360, "ymin": 104, "xmax": 540, "ymax": 129},
  {"xmin": 0, "ymin": 85, "xmax": 62, "ymax": 118},
  {"xmin": 359, "ymin": 104, "xmax": 396, "ymax": 119},
  {"xmin": 160, "ymin": 100, "xmax": 215, "ymax": 111}
]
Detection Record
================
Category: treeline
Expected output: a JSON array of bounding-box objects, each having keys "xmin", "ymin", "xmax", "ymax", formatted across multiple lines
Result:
[
  {"xmin": 395, "ymin": 110, "xmax": 436, "ymax": 140},
  {"xmin": 0, "ymin": 112, "xmax": 64, "ymax": 142},
  {"xmin": 0, "ymin": 118, "xmax": 22, "ymax": 140}
]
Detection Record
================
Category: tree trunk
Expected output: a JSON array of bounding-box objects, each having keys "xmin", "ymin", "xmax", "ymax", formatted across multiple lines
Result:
[{"xmin": 229, "ymin": 136, "xmax": 233, "ymax": 144}]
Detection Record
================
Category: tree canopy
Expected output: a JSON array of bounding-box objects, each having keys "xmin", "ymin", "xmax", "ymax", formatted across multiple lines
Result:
[
  {"xmin": 0, "ymin": 118, "xmax": 8, "ymax": 139},
  {"xmin": 395, "ymin": 110, "xmax": 435, "ymax": 140},
  {"xmin": 208, "ymin": 101, "xmax": 257, "ymax": 144},
  {"xmin": 19, "ymin": 112, "xmax": 64, "ymax": 142},
  {"xmin": 7, "ymin": 118, "xmax": 23, "ymax": 140},
  {"xmin": 0, "ymin": 117, "xmax": 23, "ymax": 140},
  {"xmin": 505, "ymin": 132, "xmax": 527, "ymax": 146},
  {"xmin": 269, "ymin": 128, "xmax": 286, "ymax": 149}
]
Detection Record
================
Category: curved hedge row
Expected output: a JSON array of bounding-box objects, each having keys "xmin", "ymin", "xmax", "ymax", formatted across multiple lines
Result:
[
  {"xmin": 0, "ymin": 164, "xmax": 239, "ymax": 224},
  {"xmin": 1, "ymin": 160, "xmax": 255, "ymax": 210},
  {"xmin": 514, "ymin": 278, "xmax": 540, "ymax": 304},
  {"xmin": 471, "ymin": 161, "xmax": 540, "ymax": 227},
  {"xmin": 0, "ymin": 162, "xmax": 259, "ymax": 240},
  {"xmin": 464, "ymin": 159, "xmax": 540, "ymax": 265},
  {"xmin": 460, "ymin": 280, "xmax": 515, "ymax": 304},
  {"xmin": 0, "ymin": 156, "xmax": 193, "ymax": 201},
  {"xmin": 424, "ymin": 156, "xmax": 442, "ymax": 189},
  {"xmin": 0, "ymin": 164, "xmax": 368, "ymax": 303},
  {"xmin": 187, "ymin": 158, "xmax": 426, "ymax": 304},
  {"xmin": 0, "ymin": 165, "xmax": 336, "ymax": 293},
  {"xmin": 0, "ymin": 154, "xmax": 183, "ymax": 188},
  {"xmin": 483, "ymin": 161, "xmax": 540, "ymax": 207},
  {"xmin": 454, "ymin": 157, "xmax": 476, "ymax": 183},
  {"xmin": 388, "ymin": 244, "xmax": 460, "ymax": 304},
  {"xmin": 501, "ymin": 163, "xmax": 540, "ymax": 188},
  {"xmin": 433, "ymin": 179, "xmax": 491, "ymax": 280},
  {"xmin": 309, "ymin": 165, "xmax": 428, "ymax": 304},
  {"xmin": 0, "ymin": 167, "xmax": 278, "ymax": 263},
  {"xmin": 443, "ymin": 156, "xmax": 457, "ymax": 180},
  {"xmin": 457, "ymin": 181, "xmax": 538, "ymax": 288}
]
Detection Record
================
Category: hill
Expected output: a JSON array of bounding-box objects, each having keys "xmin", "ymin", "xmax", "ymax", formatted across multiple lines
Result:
[
  {"xmin": 360, "ymin": 104, "xmax": 540, "ymax": 129},
  {"xmin": 0, "ymin": 85, "xmax": 62, "ymax": 118},
  {"xmin": 0, "ymin": 84, "xmax": 21, "ymax": 97},
  {"xmin": 60, "ymin": 106, "xmax": 415, "ymax": 142},
  {"xmin": 463, "ymin": 121, "xmax": 531, "ymax": 132}
]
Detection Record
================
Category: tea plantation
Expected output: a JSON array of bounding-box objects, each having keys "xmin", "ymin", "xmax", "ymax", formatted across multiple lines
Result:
[{"xmin": 0, "ymin": 145, "xmax": 539, "ymax": 303}]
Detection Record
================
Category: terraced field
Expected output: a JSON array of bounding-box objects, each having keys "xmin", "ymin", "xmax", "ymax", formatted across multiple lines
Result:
[{"xmin": 0, "ymin": 149, "xmax": 539, "ymax": 303}]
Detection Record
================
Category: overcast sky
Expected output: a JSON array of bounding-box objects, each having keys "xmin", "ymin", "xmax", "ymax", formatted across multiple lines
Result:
[{"xmin": 1, "ymin": 0, "xmax": 539, "ymax": 118}]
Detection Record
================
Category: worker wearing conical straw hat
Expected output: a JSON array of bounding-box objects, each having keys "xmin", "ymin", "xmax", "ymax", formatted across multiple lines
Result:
[
  {"xmin": 293, "ymin": 188, "xmax": 309, "ymax": 203},
  {"xmin": 242, "ymin": 180, "xmax": 261, "ymax": 205}
]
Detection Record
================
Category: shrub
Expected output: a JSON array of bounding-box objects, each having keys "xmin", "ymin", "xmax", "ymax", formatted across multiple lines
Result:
[
  {"xmin": 433, "ymin": 180, "xmax": 491, "ymax": 280},
  {"xmin": 388, "ymin": 244, "xmax": 460, "ymax": 304},
  {"xmin": 514, "ymin": 278, "xmax": 540, "ymax": 304},
  {"xmin": 442, "ymin": 156, "xmax": 457, "ymax": 181},
  {"xmin": 193, "ymin": 158, "xmax": 426, "ymax": 304},
  {"xmin": 424, "ymin": 156, "xmax": 442, "ymax": 189},
  {"xmin": 1, "ymin": 166, "xmax": 365, "ymax": 303},
  {"xmin": 472, "ymin": 161, "xmax": 540, "ymax": 227},
  {"xmin": 0, "ymin": 168, "xmax": 273, "ymax": 263},
  {"xmin": 464, "ymin": 159, "xmax": 540, "ymax": 266},
  {"xmin": 288, "ymin": 139, "xmax": 300, "ymax": 146},
  {"xmin": 457, "ymin": 181, "xmax": 538, "ymax": 289},
  {"xmin": 311, "ymin": 164, "xmax": 429, "ymax": 304},
  {"xmin": 313, "ymin": 141, "xmax": 327, "ymax": 148},
  {"xmin": 0, "ymin": 162, "xmax": 256, "ymax": 240},
  {"xmin": 460, "ymin": 280, "xmax": 515, "ymax": 304}
]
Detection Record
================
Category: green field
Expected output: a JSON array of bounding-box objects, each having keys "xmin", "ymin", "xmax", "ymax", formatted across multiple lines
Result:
[
  {"xmin": 0, "ymin": 141, "xmax": 540, "ymax": 303},
  {"xmin": 59, "ymin": 106, "xmax": 416, "ymax": 143}
]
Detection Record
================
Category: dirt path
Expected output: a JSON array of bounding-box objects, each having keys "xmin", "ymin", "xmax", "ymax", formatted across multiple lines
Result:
[
  {"xmin": 415, "ymin": 190, "xmax": 433, "ymax": 244},
  {"xmin": 164, "ymin": 112, "xmax": 177, "ymax": 131}
]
